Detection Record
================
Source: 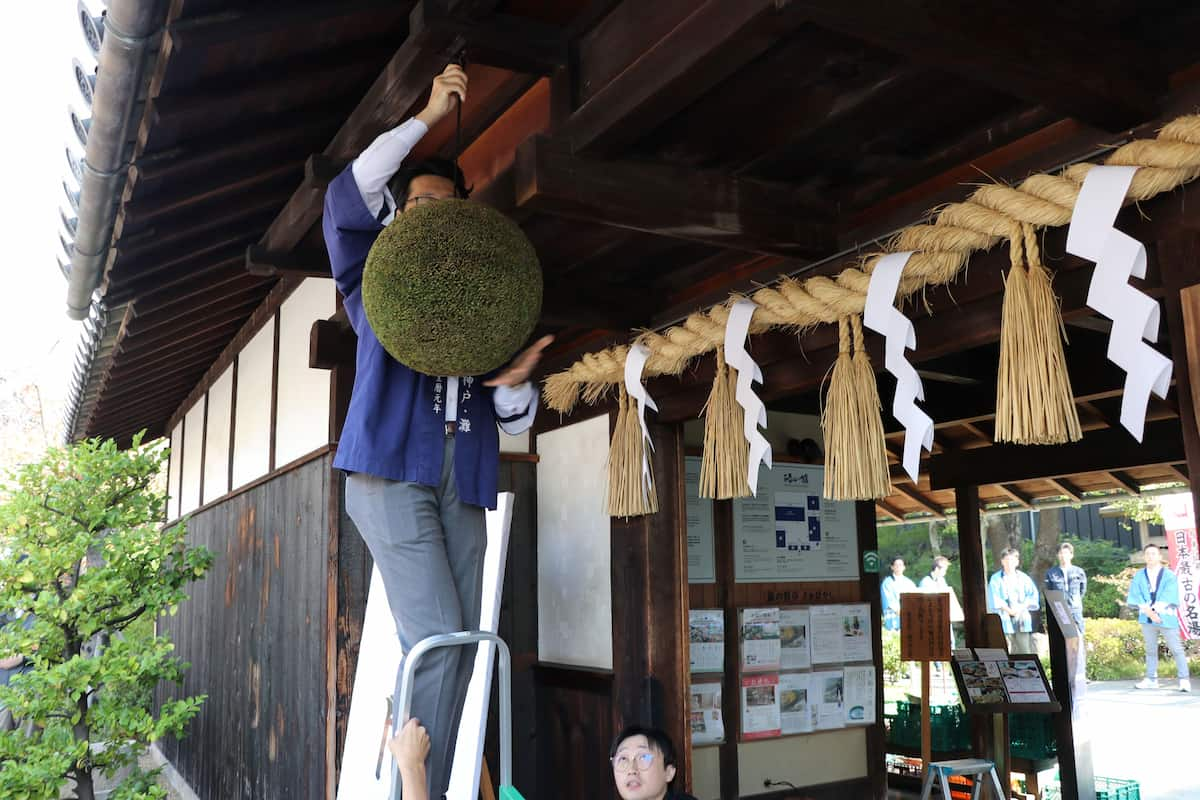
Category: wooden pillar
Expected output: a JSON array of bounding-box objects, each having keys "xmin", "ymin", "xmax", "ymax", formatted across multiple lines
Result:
[
  {"xmin": 1158, "ymin": 231, "xmax": 1200, "ymax": 515},
  {"xmin": 954, "ymin": 486, "xmax": 1008, "ymax": 786},
  {"xmin": 609, "ymin": 420, "xmax": 692, "ymax": 788},
  {"xmin": 856, "ymin": 501, "xmax": 888, "ymax": 800},
  {"xmin": 713, "ymin": 498, "xmax": 740, "ymax": 800}
]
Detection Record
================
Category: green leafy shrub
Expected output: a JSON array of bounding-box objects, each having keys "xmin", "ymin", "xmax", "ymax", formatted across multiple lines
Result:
[
  {"xmin": 363, "ymin": 199, "xmax": 543, "ymax": 376},
  {"xmin": 1084, "ymin": 618, "xmax": 1200, "ymax": 681},
  {"xmin": 1082, "ymin": 576, "xmax": 1126, "ymax": 620},
  {"xmin": 0, "ymin": 434, "xmax": 212, "ymax": 800}
]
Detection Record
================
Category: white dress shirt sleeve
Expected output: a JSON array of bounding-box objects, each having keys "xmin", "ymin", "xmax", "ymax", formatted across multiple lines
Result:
[
  {"xmin": 350, "ymin": 117, "xmax": 429, "ymax": 224},
  {"xmin": 493, "ymin": 382, "xmax": 537, "ymax": 435}
]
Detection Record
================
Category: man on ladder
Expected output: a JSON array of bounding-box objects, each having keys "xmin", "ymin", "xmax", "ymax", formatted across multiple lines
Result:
[{"xmin": 323, "ymin": 63, "xmax": 549, "ymax": 799}]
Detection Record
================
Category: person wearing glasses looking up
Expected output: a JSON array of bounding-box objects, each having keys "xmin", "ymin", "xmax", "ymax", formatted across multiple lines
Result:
[
  {"xmin": 610, "ymin": 726, "xmax": 698, "ymax": 800},
  {"xmin": 323, "ymin": 63, "xmax": 552, "ymax": 799}
]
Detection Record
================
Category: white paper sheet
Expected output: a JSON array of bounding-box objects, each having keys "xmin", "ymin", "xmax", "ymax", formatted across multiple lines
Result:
[
  {"xmin": 1066, "ymin": 165, "xmax": 1173, "ymax": 441},
  {"xmin": 624, "ymin": 343, "xmax": 658, "ymax": 501},
  {"xmin": 809, "ymin": 603, "xmax": 873, "ymax": 664},
  {"xmin": 779, "ymin": 608, "xmax": 812, "ymax": 670},
  {"xmin": 810, "ymin": 670, "xmax": 846, "ymax": 730},
  {"xmin": 843, "ymin": 666, "xmax": 877, "ymax": 725},
  {"xmin": 741, "ymin": 607, "xmax": 782, "ymax": 672},
  {"xmin": 863, "ymin": 251, "xmax": 934, "ymax": 479},
  {"xmin": 779, "ymin": 672, "xmax": 813, "ymax": 734},
  {"xmin": 724, "ymin": 299, "xmax": 772, "ymax": 494},
  {"xmin": 689, "ymin": 609, "xmax": 725, "ymax": 673},
  {"xmin": 741, "ymin": 674, "xmax": 782, "ymax": 739},
  {"xmin": 690, "ymin": 682, "xmax": 725, "ymax": 745}
]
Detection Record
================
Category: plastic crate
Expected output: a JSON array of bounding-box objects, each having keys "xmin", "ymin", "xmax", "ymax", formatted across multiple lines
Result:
[
  {"xmin": 1008, "ymin": 712, "xmax": 1057, "ymax": 759},
  {"xmin": 886, "ymin": 701, "xmax": 970, "ymax": 752},
  {"xmin": 1043, "ymin": 776, "xmax": 1140, "ymax": 800}
]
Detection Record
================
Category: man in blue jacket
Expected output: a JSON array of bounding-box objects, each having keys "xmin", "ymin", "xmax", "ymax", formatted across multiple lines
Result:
[
  {"xmin": 1127, "ymin": 544, "xmax": 1191, "ymax": 692},
  {"xmin": 987, "ymin": 547, "xmax": 1039, "ymax": 653},
  {"xmin": 322, "ymin": 64, "xmax": 551, "ymax": 798}
]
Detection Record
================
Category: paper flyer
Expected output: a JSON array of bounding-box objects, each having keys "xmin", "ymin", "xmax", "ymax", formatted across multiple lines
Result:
[
  {"xmin": 810, "ymin": 670, "xmax": 846, "ymax": 730},
  {"xmin": 741, "ymin": 607, "xmax": 782, "ymax": 672},
  {"xmin": 1000, "ymin": 660, "xmax": 1051, "ymax": 703},
  {"xmin": 809, "ymin": 604, "xmax": 872, "ymax": 664},
  {"xmin": 685, "ymin": 457, "xmax": 716, "ymax": 583},
  {"xmin": 843, "ymin": 666, "xmax": 876, "ymax": 725},
  {"xmin": 689, "ymin": 609, "xmax": 725, "ymax": 673},
  {"xmin": 741, "ymin": 674, "xmax": 782, "ymax": 740},
  {"xmin": 690, "ymin": 682, "xmax": 725, "ymax": 745},
  {"xmin": 779, "ymin": 672, "xmax": 813, "ymax": 735},
  {"xmin": 779, "ymin": 607, "xmax": 811, "ymax": 670},
  {"xmin": 959, "ymin": 660, "xmax": 1006, "ymax": 704}
]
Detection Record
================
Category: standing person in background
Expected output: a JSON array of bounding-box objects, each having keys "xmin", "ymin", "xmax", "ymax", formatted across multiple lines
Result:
[
  {"xmin": 920, "ymin": 556, "xmax": 964, "ymax": 647},
  {"xmin": 881, "ymin": 556, "xmax": 917, "ymax": 632},
  {"xmin": 1044, "ymin": 542, "xmax": 1087, "ymax": 634},
  {"xmin": 987, "ymin": 548, "xmax": 1039, "ymax": 653},
  {"xmin": 1128, "ymin": 544, "xmax": 1191, "ymax": 692}
]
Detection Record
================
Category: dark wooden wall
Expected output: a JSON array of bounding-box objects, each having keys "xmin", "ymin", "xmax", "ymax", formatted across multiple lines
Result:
[{"xmin": 157, "ymin": 453, "xmax": 333, "ymax": 800}]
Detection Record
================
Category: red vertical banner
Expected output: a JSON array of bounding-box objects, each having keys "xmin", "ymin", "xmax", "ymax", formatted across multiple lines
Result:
[{"xmin": 1161, "ymin": 493, "xmax": 1200, "ymax": 640}]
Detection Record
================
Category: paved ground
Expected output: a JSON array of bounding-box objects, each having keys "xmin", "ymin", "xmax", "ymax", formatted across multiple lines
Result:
[{"xmin": 1078, "ymin": 679, "xmax": 1199, "ymax": 800}]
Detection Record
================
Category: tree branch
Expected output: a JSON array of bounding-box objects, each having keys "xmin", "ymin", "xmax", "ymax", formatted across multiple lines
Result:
[{"xmin": 102, "ymin": 605, "xmax": 148, "ymax": 631}]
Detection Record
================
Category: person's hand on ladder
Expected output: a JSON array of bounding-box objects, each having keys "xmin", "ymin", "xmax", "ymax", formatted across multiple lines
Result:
[{"xmin": 389, "ymin": 718, "xmax": 432, "ymax": 800}]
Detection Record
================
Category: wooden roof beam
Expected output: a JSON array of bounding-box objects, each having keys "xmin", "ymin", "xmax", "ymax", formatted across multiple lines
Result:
[
  {"xmin": 258, "ymin": 0, "xmax": 501, "ymax": 255},
  {"xmin": 246, "ymin": 245, "xmax": 333, "ymax": 280},
  {"xmin": 876, "ymin": 499, "xmax": 906, "ymax": 523},
  {"xmin": 995, "ymin": 484, "xmax": 1034, "ymax": 510},
  {"xmin": 928, "ymin": 419, "xmax": 1185, "ymax": 490},
  {"xmin": 1106, "ymin": 471, "xmax": 1142, "ymax": 495},
  {"xmin": 1044, "ymin": 477, "xmax": 1084, "ymax": 503},
  {"xmin": 513, "ymin": 135, "xmax": 836, "ymax": 258},
  {"xmin": 790, "ymin": 1, "xmax": 1161, "ymax": 131},
  {"xmin": 892, "ymin": 482, "xmax": 947, "ymax": 520},
  {"xmin": 567, "ymin": 0, "xmax": 805, "ymax": 154}
]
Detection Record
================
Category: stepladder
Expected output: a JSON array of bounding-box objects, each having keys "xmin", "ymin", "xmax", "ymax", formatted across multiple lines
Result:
[
  {"xmin": 920, "ymin": 758, "xmax": 1006, "ymax": 800},
  {"xmin": 391, "ymin": 631, "xmax": 526, "ymax": 800}
]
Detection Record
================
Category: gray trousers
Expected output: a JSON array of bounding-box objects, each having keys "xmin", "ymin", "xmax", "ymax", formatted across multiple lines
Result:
[
  {"xmin": 1140, "ymin": 623, "xmax": 1190, "ymax": 679},
  {"xmin": 346, "ymin": 439, "xmax": 486, "ymax": 800}
]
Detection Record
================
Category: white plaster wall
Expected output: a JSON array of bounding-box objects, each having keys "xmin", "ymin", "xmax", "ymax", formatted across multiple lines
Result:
[
  {"xmin": 202, "ymin": 366, "xmax": 233, "ymax": 504},
  {"xmin": 736, "ymin": 729, "xmax": 867, "ymax": 796},
  {"xmin": 499, "ymin": 429, "xmax": 529, "ymax": 453},
  {"xmin": 691, "ymin": 745, "xmax": 721, "ymax": 800},
  {"xmin": 179, "ymin": 400, "xmax": 205, "ymax": 516},
  {"xmin": 232, "ymin": 323, "xmax": 274, "ymax": 489},
  {"xmin": 167, "ymin": 421, "xmax": 182, "ymax": 522},
  {"xmin": 275, "ymin": 278, "xmax": 335, "ymax": 466},
  {"xmin": 535, "ymin": 413, "xmax": 613, "ymax": 669}
]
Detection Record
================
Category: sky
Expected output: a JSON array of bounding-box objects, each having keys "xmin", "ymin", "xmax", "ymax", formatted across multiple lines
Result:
[{"xmin": 0, "ymin": 3, "xmax": 99, "ymax": 430}]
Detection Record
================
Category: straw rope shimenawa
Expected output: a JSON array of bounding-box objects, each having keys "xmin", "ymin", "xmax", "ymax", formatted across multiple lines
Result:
[{"xmin": 542, "ymin": 115, "xmax": 1200, "ymax": 412}]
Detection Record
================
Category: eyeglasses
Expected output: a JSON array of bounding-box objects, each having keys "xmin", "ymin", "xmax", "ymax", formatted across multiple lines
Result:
[
  {"xmin": 611, "ymin": 752, "xmax": 656, "ymax": 773},
  {"xmin": 404, "ymin": 194, "xmax": 454, "ymax": 208}
]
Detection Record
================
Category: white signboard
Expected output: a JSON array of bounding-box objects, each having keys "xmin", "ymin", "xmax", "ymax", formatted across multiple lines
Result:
[
  {"xmin": 733, "ymin": 463, "xmax": 859, "ymax": 582},
  {"xmin": 685, "ymin": 457, "xmax": 716, "ymax": 583}
]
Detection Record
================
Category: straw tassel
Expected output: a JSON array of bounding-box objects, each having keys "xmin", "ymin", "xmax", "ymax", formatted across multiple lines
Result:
[
  {"xmin": 822, "ymin": 316, "xmax": 892, "ymax": 500},
  {"xmin": 607, "ymin": 387, "xmax": 659, "ymax": 517},
  {"xmin": 995, "ymin": 223, "xmax": 1081, "ymax": 444},
  {"xmin": 699, "ymin": 347, "xmax": 750, "ymax": 499}
]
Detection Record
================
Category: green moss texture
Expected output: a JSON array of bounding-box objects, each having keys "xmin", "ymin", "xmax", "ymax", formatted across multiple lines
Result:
[{"xmin": 362, "ymin": 199, "xmax": 543, "ymax": 376}]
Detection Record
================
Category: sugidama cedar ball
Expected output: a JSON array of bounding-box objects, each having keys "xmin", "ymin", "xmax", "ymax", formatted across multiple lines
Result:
[{"xmin": 362, "ymin": 199, "xmax": 543, "ymax": 376}]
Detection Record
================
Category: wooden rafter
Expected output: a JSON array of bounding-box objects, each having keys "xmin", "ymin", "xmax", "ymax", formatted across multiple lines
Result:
[
  {"xmin": 929, "ymin": 419, "xmax": 1186, "ymax": 490},
  {"xmin": 994, "ymin": 483, "xmax": 1033, "ymax": 509},
  {"xmin": 876, "ymin": 499, "xmax": 906, "ymax": 523},
  {"xmin": 513, "ymin": 136, "xmax": 836, "ymax": 258},
  {"xmin": 1106, "ymin": 471, "xmax": 1142, "ymax": 495},
  {"xmin": 1044, "ymin": 477, "xmax": 1083, "ymax": 503},
  {"xmin": 892, "ymin": 482, "xmax": 946, "ymax": 520},
  {"xmin": 789, "ymin": 1, "xmax": 1160, "ymax": 131}
]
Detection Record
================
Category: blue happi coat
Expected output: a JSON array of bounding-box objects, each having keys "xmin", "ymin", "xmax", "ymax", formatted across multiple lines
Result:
[{"xmin": 322, "ymin": 167, "xmax": 522, "ymax": 509}]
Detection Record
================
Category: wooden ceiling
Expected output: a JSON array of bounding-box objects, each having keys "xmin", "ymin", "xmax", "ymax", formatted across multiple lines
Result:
[{"xmin": 68, "ymin": 0, "xmax": 1200, "ymax": 501}]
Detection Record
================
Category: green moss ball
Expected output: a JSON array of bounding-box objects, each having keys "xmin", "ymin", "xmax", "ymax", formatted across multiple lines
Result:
[{"xmin": 362, "ymin": 199, "xmax": 543, "ymax": 376}]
